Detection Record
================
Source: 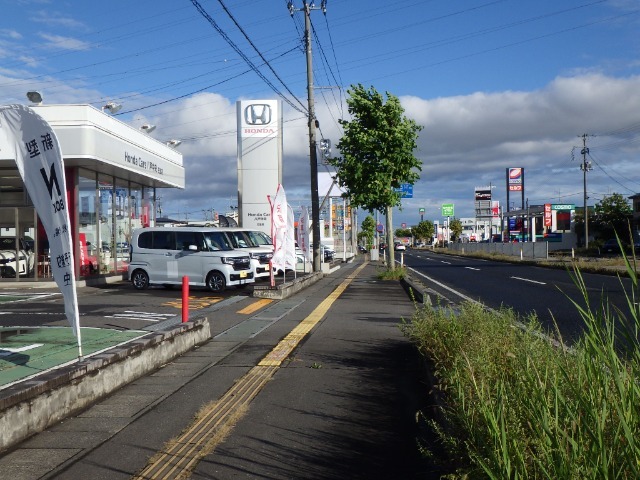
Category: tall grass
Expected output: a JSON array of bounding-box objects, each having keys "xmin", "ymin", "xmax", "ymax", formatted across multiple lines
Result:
[{"xmin": 403, "ymin": 257, "xmax": 640, "ymax": 478}]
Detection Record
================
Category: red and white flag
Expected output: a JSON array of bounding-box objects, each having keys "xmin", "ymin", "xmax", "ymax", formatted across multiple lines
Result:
[
  {"xmin": 268, "ymin": 184, "xmax": 287, "ymax": 283},
  {"xmin": 297, "ymin": 206, "xmax": 311, "ymax": 263}
]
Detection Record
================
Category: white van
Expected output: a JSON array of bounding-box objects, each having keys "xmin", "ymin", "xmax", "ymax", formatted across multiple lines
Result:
[
  {"xmin": 127, "ymin": 227, "xmax": 254, "ymax": 292},
  {"xmin": 215, "ymin": 228, "xmax": 273, "ymax": 280}
]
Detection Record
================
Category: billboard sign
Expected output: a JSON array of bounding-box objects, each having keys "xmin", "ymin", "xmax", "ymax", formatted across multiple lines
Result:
[
  {"xmin": 544, "ymin": 203, "xmax": 552, "ymax": 227},
  {"xmin": 508, "ymin": 167, "xmax": 523, "ymax": 191},
  {"xmin": 475, "ymin": 188, "xmax": 492, "ymax": 201}
]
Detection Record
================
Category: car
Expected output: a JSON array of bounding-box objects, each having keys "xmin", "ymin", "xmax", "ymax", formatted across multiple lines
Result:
[
  {"xmin": 0, "ymin": 237, "xmax": 35, "ymax": 277},
  {"xmin": 321, "ymin": 244, "xmax": 335, "ymax": 262},
  {"xmin": 394, "ymin": 242, "xmax": 406, "ymax": 251},
  {"xmin": 127, "ymin": 227, "xmax": 254, "ymax": 291},
  {"xmin": 600, "ymin": 239, "xmax": 624, "ymax": 255}
]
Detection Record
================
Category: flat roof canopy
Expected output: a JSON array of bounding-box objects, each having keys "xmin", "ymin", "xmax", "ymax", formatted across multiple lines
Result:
[{"xmin": 0, "ymin": 104, "xmax": 185, "ymax": 189}]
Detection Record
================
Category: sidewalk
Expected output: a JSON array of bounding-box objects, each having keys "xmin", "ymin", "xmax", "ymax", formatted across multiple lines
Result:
[{"xmin": 0, "ymin": 258, "xmax": 440, "ymax": 479}]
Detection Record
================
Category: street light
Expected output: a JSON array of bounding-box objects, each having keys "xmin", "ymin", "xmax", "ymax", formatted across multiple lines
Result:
[
  {"xmin": 102, "ymin": 102, "xmax": 122, "ymax": 114},
  {"xmin": 26, "ymin": 91, "xmax": 43, "ymax": 105},
  {"xmin": 140, "ymin": 124, "xmax": 156, "ymax": 133}
]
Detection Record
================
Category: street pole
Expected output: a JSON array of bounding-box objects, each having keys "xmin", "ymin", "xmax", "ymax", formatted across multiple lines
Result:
[
  {"xmin": 288, "ymin": 1, "xmax": 326, "ymax": 271},
  {"xmin": 581, "ymin": 134, "xmax": 592, "ymax": 249}
]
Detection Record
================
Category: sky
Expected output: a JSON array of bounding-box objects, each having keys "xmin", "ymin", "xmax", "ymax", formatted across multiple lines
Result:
[{"xmin": 2, "ymin": 0, "xmax": 640, "ymax": 229}]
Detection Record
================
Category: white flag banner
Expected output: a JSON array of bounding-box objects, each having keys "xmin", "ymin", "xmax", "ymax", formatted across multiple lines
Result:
[
  {"xmin": 0, "ymin": 105, "xmax": 81, "ymax": 344},
  {"xmin": 297, "ymin": 206, "xmax": 311, "ymax": 262},
  {"xmin": 268, "ymin": 184, "xmax": 287, "ymax": 281},
  {"xmin": 285, "ymin": 204, "xmax": 296, "ymax": 271}
]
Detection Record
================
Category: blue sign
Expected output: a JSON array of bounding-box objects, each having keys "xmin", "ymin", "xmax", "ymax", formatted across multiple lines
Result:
[{"xmin": 396, "ymin": 183, "xmax": 413, "ymax": 198}]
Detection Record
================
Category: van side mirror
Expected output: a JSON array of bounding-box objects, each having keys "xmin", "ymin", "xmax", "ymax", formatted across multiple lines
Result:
[{"xmin": 188, "ymin": 244, "xmax": 198, "ymax": 251}]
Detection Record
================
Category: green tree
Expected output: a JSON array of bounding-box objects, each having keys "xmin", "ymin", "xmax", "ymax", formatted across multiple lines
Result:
[
  {"xmin": 328, "ymin": 84, "xmax": 423, "ymax": 269},
  {"xmin": 412, "ymin": 220, "xmax": 434, "ymax": 243},
  {"xmin": 394, "ymin": 228, "xmax": 412, "ymax": 238},
  {"xmin": 359, "ymin": 215, "xmax": 376, "ymax": 249},
  {"xmin": 449, "ymin": 218, "xmax": 463, "ymax": 242},
  {"xmin": 592, "ymin": 193, "xmax": 633, "ymax": 241}
]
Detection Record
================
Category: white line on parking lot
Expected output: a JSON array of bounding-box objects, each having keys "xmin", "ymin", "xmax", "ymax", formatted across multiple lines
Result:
[
  {"xmin": 511, "ymin": 276, "xmax": 546, "ymax": 285},
  {"xmin": 104, "ymin": 311, "xmax": 177, "ymax": 322}
]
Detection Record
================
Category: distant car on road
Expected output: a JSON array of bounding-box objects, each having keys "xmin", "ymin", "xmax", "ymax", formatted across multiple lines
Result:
[
  {"xmin": 600, "ymin": 239, "xmax": 624, "ymax": 255},
  {"xmin": 394, "ymin": 242, "xmax": 406, "ymax": 251}
]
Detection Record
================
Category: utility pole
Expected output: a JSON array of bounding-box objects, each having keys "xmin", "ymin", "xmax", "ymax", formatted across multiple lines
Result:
[
  {"xmin": 581, "ymin": 133, "xmax": 593, "ymax": 248},
  {"xmin": 289, "ymin": 0, "xmax": 326, "ymax": 272}
]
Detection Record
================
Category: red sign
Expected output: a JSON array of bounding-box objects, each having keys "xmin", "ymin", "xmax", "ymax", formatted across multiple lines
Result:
[
  {"xmin": 544, "ymin": 203, "xmax": 552, "ymax": 227},
  {"xmin": 509, "ymin": 185, "xmax": 523, "ymax": 191}
]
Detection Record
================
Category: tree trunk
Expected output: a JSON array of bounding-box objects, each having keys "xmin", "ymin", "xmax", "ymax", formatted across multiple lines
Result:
[{"xmin": 386, "ymin": 205, "xmax": 395, "ymax": 270}]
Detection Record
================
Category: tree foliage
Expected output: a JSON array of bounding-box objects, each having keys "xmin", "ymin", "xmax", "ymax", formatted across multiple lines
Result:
[
  {"xmin": 359, "ymin": 215, "xmax": 376, "ymax": 248},
  {"xmin": 412, "ymin": 220, "xmax": 434, "ymax": 242},
  {"xmin": 592, "ymin": 193, "xmax": 632, "ymax": 240},
  {"xmin": 328, "ymin": 84, "xmax": 423, "ymax": 268},
  {"xmin": 328, "ymin": 84, "xmax": 423, "ymax": 212},
  {"xmin": 395, "ymin": 228, "xmax": 412, "ymax": 238},
  {"xmin": 449, "ymin": 218, "xmax": 463, "ymax": 241}
]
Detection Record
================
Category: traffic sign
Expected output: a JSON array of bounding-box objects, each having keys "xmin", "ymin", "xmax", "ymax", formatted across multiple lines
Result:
[
  {"xmin": 395, "ymin": 183, "xmax": 413, "ymax": 198},
  {"xmin": 441, "ymin": 203, "xmax": 454, "ymax": 216}
]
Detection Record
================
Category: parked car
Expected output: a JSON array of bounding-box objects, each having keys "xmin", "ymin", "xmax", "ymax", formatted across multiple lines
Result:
[
  {"xmin": 127, "ymin": 227, "xmax": 254, "ymax": 291},
  {"xmin": 0, "ymin": 237, "xmax": 35, "ymax": 277},
  {"xmin": 321, "ymin": 244, "xmax": 335, "ymax": 262}
]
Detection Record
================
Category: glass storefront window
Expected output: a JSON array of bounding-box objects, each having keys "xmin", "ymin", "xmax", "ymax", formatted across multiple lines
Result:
[{"xmin": 78, "ymin": 170, "xmax": 99, "ymax": 277}]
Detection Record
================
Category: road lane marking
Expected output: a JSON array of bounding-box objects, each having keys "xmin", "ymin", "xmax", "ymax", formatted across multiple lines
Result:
[
  {"xmin": 104, "ymin": 311, "xmax": 177, "ymax": 322},
  {"xmin": 133, "ymin": 261, "xmax": 369, "ymax": 480},
  {"xmin": 441, "ymin": 261, "xmax": 451, "ymax": 264},
  {"xmin": 237, "ymin": 298, "xmax": 273, "ymax": 315},
  {"xmin": 465, "ymin": 267, "xmax": 480, "ymax": 271},
  {"xmin": 511, "ymin": 276, "xmax": 546, "ymax": 285}
]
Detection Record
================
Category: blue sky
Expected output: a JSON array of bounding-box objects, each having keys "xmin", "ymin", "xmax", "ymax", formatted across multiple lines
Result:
[{"xmin": 2, "ymin": 0, "xmax": 640, "ymax": 229}]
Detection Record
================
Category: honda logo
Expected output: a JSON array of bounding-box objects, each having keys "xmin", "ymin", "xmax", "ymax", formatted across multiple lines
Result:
[{"xmin": 245, "ymin": 104, "xmax": 272, "ymax": 125}]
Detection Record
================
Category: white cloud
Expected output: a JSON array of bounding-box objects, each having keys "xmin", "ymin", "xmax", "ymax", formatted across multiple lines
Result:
[{"xmin": 38, "ymin": 33, "xmax": 91, "ymax": 51}]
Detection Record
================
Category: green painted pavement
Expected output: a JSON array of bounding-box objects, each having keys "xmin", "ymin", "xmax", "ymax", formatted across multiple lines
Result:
[{"xmin": 0, "ymin": 327, "xmax": 148, "ymax": 387}]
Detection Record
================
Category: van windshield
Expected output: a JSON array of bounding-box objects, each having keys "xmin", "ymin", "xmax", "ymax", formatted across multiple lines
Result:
[
  {"xmin": 246, "ymin": 231, "xmax": 272, "ymax": 247},
  {"xmin": 203, "ymin": 231, "xmax": 234, "ymax": 251},
  {"xmin": 228, "ymin": 231, "xmax": 258, "ymax": 249}
]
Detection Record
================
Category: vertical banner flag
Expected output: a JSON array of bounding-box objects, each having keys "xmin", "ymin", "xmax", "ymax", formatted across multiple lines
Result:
[
  {"xmin": 285, "ymin": 204, "xmax": 296, "ymax": 272},
  {"xmin": 0, "ymin": 105, "xmax": 81, "ymax": 344},
  {"xmin": 268, "ymin": 184, "xmax": 287, "ymax": 285},
  {"xmin": 297, "ymin": 207, "xmax": 311, "ymax": 263}
]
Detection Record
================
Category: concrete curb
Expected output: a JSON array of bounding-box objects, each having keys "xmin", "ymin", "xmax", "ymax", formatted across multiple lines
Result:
[
  {"xmin": 0, "ymin": 318, "xmax": 211, "ymax": 453},
  {"xmin": 400, "ymin": 274, "xmax": 442, "ymax": 305},
  {"xmin": 252, "ymin": 272, "xmax": 324, "ymax": 300}
]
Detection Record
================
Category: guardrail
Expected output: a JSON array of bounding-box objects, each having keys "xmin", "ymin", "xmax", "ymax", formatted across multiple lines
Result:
[{"xmin": 448, "ymin": 241, "xmax": 549, "ymax": 259}]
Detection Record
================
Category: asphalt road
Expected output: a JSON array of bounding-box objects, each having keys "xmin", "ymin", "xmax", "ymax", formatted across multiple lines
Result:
[{"xmin": 400, "ymin": 249, "xmax": 636, "ymax": 342}]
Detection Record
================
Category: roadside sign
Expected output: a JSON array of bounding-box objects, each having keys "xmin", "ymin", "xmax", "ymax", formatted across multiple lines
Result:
[
  {"xmin": 441, "ymin": 203, "xmax": 454, "ymax": 216},
  {"xmin": 396, "ymin": 184, "xmax": 413, "ymax": 198},
  {"xmin": 419, "ymin": 208, "xmax": 425, "ymax": 214}
]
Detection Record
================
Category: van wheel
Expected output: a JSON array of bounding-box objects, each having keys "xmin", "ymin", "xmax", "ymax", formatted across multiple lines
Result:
[
  {"xmin": 131, "ymin": 270, "xmax": 150, "ymax": 290},
  {"xmin": 206, "ymin": 271, "xmax": 226, "ymax": 292}
]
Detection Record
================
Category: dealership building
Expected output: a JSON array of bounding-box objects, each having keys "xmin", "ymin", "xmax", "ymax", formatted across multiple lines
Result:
[{"xmin": 0, "ymin": 104, "xmax": 185, "ymax": 282}]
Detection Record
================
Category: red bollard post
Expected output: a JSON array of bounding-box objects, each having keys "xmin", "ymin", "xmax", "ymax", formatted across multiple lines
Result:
[{"xmin": 182, "ymin": 276, "xmax": 189, "ymax": 323}]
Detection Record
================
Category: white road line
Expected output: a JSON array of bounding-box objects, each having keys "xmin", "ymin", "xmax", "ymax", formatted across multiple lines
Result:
[
  {"xmin": 441, "ymin": 261, "xmax": 451, "ymax": 264},
  {"xmin": 407, "ymin": 267, "xmax": 478, "ymax": 304},
  {"xmin": 104, "ymin": 311, "xmax": 178, "ymax": 322},
  {"xmin": 465, "ymin": 267, "xmax": 481, "ymax": 271},
  {"xmin": 511, "ymin": 276, "xmax": 546, "ymax": 285}
]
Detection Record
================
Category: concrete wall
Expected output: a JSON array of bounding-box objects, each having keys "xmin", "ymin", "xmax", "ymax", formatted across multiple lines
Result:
[{"xmin": 0, "ymin": 318, "xmax": 211, "ymax": 453}]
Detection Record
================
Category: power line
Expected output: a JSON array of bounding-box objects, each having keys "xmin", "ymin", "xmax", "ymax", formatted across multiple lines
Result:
[{"xmin": 189, "ymin": 0, "xmax": 307, "ymax": 115}]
